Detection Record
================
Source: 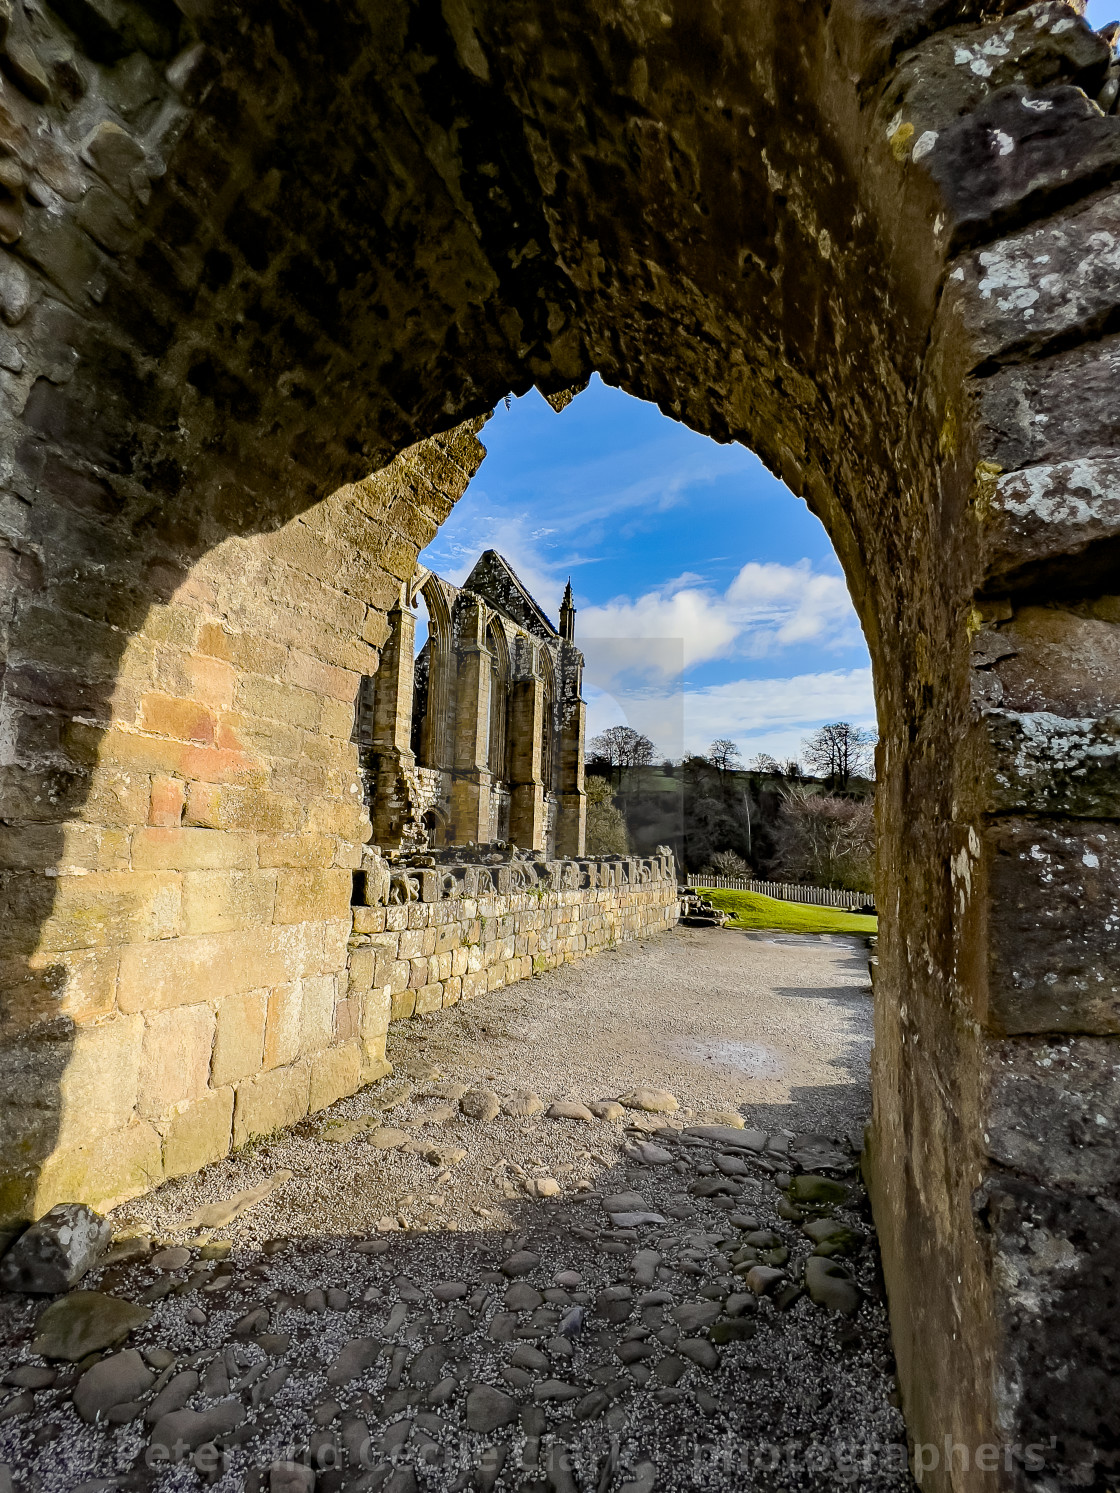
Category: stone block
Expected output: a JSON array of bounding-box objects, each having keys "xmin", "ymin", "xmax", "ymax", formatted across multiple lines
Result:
[
  {"xmin": 451, "ymin": 947, "xmax": 468, "ymax": 978},
  {"xmin": 34, "ymin": 1120, "xmax": 163, "ymax": 1218},
  {"xmin": 285, "ymin": 649, "xmax": 357, "ymax": 702},
  {"xmin": 443, "ymin": 977, "xmax": 462, "ymax": 1005},
  {"xmin": 320, "ymin": 919, "xmax": 350, "ymax": 975},
  {"xmin": 348, "ymin": 947, "xmax": 376, "ymax": 992},
  {"xmin": 386, "ymin": 906, "xmax": 408, "ymax": 931},
  {"xmin": 263, "ymin": 983, "xmax": 301, "ymax": 1069},
  {"xmin": 138, "ymin": 1005, "xmax": 215, "ymax": 1120},
  {"xmin": 319, "ymin": 696, "xmax": 356, "ymax": 738},
  {"xmin": 273, "ymin": 869, "xmax": 351, "ymax": 924},
  {"xmin": 361, "ymin": 1052, "xmax": 392, "ymax": 1085},
  {"xmin": 0, "ymin": 1204, "xmax": 112, "ymax": 1293},
  {"xmin": 309, "ymin": 1043, "xmax": 361, "ymax": 1113},
  {"xmin": 217, "ymin": 787, "xmax": 305, "ymax": 834},
  {"xmin": 352, "ymin": 905, "xmax": 386, "ymax": 934},
  {"xmin": 980, "ymin": 711, "xmax": 1120, "ymax": 820},
  {"xmin": 56, "ymin": 1015, "xmax": 143, "ymax": 1147},
  {"xmin": 149, "ymin": 775, "xmax": 185, "ymax": 827},
  {"xmin": 232, "ymin": 1060, "xmax": 311, "ymax": 1148},
  {"xmin": 37, "ymin": 871, "xmax": 180, "ymax": 953},
  {"xmin": 95, "ymin": 728, "xmax": 185, "ymax": 784},
  {"xmin": 985, "ymin": 817, "xmax": 1120, "ymax": 1034},
  {"xmin": 236, "ymin": 676, "xmax": 320, "ymax": 730},
  {"xmin": 160, "ymin": 1087, "xmax": 234, "ymax": 1179},
  {"xmin": 299, "ymin": 974, "xmax": 336, "ymax": 1052},
  {"xmin": 389, "ymin": 959, "xmax": 410, "ymax": 994},
  {"xmin": 334, "ymin": 996, "xmax": 358, "ymax": 1041},
  {"xmin": 27, "ymin": 945, "xmax": 119, "ymax": 1023},
  {"xmin": 131, "ymin": 827, "xmax": 256, "ymax": 871},
  {"xmin": 139, "ymin": 693, "xmax": 216, "ymax": 745},
  {"xmin": 360, "ymin": 985, "xmax": 391, "ymax": 1042},
  {"xmin": 117, "ymin": 925, "xmax": 318, "ymax": 1011},
  {"xmin": 397, "ymin": 928, "xmax": 424, "ymax": 960},
  {"xmin": 182, "ymin": 870, "xmax": 276, "ymax": 935},
  {"xmin": 198, "ymin": 621, "xmax": 287, "ymax": 677},
  {"xmin": 366, "ymin": 930, "xmax": 400, "ymax": 958},
  {"xmin": 210, "ymin": 991, "xmax": 267, "ymax": 1086},
  {"xmin": 391, "ymin": 988, "xmax": 416, "ymax": 1021},
  {"xmin": 415, "ymin": 983, "xmax": 444, "ymax": 1015},
  {"xmin": 368, "ymin": 947, "xmax": 394, "ymax": 987},
  {"xmin": 183, "ymin": 780, "xmax": 222, "ymax": 828},
  {"xmin": 462, "ymin": 971, "xmax": 487, "ymax": 1002},
  {"xmin": 986, "ymin": 1035, "xmax": 1120, "ymax": 1194},
  {"xmin": 257, "ymin": 832, "xmax": 336, "ymax": 868},
  {"xmin": 305, "ymin": 798, "xmax": 368, "ymax": 840}
]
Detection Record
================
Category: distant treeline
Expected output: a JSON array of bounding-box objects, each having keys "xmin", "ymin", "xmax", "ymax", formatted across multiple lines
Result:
[{"xmin": 585, "ymin": 755, "xmax": 875, "ymax": 892}]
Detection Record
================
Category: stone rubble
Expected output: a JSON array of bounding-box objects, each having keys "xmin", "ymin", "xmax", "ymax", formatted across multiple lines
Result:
[{"xmin": 0, "ymin": 1207, "xmax": 112, "ymax": 1295}]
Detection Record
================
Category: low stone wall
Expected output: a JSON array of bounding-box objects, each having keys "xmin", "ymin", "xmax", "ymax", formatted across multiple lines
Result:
[{"xmin": 348, "ymin": 851, "xmax": 680, "ymax": 1025}]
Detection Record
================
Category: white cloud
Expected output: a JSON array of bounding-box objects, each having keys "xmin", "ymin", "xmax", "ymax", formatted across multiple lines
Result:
[
  {"xmin": 725, "ymin": 561, "xmax": 858, "ymax": 654},
  {"xmin": 577, "ymin": 559, "xmax": 862, "ymax": 684},
  {"xmin": 585, "ymin": 668, "xmax": 877, "ymax": 764},
  {"xmin": 581, "ymin": 590, "xmax": 739, "ymax": 673},
  {"xmin": 682, "ymin": 669, "xmax": 876, "ymax": 755}
]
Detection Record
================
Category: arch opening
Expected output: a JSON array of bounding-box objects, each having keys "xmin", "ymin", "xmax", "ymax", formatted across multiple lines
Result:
[{"xmin": 0, "ymin": 0, "xmax": 1118, "ymax": 1485}]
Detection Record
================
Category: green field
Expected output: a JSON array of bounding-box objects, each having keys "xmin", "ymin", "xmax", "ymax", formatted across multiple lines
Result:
[{"xmin": 696, "ymin": 886, "xmax": 877, "ymax": 936}]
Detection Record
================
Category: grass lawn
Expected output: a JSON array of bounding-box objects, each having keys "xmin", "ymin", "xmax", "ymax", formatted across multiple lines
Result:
[{"xmin": 696, "ymin": 886, "xmax": 877, "ymax": 936}]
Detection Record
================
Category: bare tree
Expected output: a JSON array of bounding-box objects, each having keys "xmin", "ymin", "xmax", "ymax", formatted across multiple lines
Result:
[
  {"xmin": 801, "ymin": 722, "xmax": 876, "ymax": 789},
  {"xmin": 776, "ymin": 785, "xmax": 875, "ymax": 890},
  {"xmin": 705, "ymin": 848, "xmax": 751, "ymax": 878},
  {"xmin": 749, "ymin": 753, "xmax": 783, "ymax": 776},
  {"xmin": 707, "ymin": 738, "xmax": 742, "ymax": 775},
  {"xmin": 588, "ymin": 725, "xmax": 655, "ymax": 787}
]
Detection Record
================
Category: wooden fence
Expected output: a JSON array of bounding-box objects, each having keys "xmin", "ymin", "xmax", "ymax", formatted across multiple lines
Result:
[{"xmin": 692, "ymin": 876, "xmax": 872, "ymax": 910}]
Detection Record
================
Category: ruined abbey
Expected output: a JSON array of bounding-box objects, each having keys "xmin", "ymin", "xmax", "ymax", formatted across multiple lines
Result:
[
  {"xmin": 0, "ymin": 0, "xmax": 1118, "ymax": 1486},
  {"xmin": 355, "ymin": 551, "xmax": 587, "ymax": 859}
]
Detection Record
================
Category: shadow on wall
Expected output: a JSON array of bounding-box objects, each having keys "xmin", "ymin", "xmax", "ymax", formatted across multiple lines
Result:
[
  {"xmin": 2, "ymin": 570, "xmax": 149, "ymax": 1247},
  {"xmin": 1, "ymin": 423, "xmax": 489, "ymax": 1236}
]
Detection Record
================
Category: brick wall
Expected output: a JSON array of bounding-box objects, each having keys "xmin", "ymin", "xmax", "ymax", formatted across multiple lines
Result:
[{"xmin": 349, "ymin": 852, "xmax": 679, "ymax": 1025}]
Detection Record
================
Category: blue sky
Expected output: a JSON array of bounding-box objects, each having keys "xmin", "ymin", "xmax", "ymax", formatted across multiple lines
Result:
[
  {"xmin": 420, "ymin": 5, "xmax": 1115, "ymax": 762},
  {"xmin": 420, "ymin": 377, "xmax": 875, "ymax": 764}
]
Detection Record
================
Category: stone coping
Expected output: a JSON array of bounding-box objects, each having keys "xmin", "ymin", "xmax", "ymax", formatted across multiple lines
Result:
[{"xmin": 354, "ymin": 852, "xmax": 677, "ymax": 906}]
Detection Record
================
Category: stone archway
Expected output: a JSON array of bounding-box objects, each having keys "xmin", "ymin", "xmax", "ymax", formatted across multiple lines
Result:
[{"xmin": 1, "ymin": 0, "xmax": 1118, "ymax": 1485}]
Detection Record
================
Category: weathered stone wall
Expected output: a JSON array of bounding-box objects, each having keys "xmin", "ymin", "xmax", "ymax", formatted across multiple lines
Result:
[
  {"xmin": 349, "ymin": 851, "xmax": 679, "ymax": 1027},
  {"xmin": 0, "ymin": 0, "xmax": 1118, "ymax": 1485},
  {"xmin": 2, "ymin": 416, "xmax": 488, "ymax": 1226}
]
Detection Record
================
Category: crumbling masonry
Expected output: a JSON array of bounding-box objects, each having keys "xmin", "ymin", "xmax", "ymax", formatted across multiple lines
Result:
[
  {"xmin": 355, "ymin": 551, "xmax": 587, "ymax": 859},
  {"xmin": 0, "ymin": 0, "xmax": 1119, "ymax": 1487}
]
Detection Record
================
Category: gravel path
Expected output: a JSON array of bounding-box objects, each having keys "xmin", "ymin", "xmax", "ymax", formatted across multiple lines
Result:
[{"xmin": 0, "ymin": 926, "xmax": 914, "ymax": 1492}]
